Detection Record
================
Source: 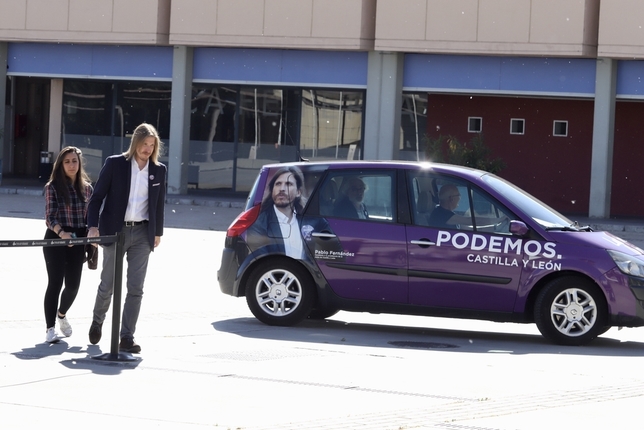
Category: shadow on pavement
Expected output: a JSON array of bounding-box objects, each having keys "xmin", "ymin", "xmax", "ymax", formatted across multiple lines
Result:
[
  {"xmin": 11, "ymin": 342, "xmax": 141, "ymax": 374},
  {"xmin": 212, "ymin": 316, "xmax": 644, "ymax": 357}
]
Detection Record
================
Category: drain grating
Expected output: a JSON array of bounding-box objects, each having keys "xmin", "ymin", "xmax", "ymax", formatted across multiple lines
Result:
[{"xmin": 388, "ymin": 340, "xmax": 459, "ymax": 349}]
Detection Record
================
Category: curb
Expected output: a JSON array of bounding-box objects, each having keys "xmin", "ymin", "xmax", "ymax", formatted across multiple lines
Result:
[
  {"xmin": 165, "ymin": 196, "xmax": 245, "ymax": 209},
  {"xmin": 0, "ymin": 187, "xmax": 44, "ymax": 196}
]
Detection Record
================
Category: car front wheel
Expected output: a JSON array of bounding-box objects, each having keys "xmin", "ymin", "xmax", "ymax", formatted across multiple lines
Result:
[
  {"xmin": 246, "ymin": 259, "xmax": 315, "ymax": 326},
  {"xmin": 534, "ymin": 276, "xmax": 607, "ymax": 346}
]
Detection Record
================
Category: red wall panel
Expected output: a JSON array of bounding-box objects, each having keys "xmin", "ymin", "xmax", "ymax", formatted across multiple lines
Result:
[
  {"xmin": 426, "ymin": 94, "xmax": 594, "ymax": 216},
  {"xmin": 611, "ymin": 101, "xmax": 644, "ymax": 217}
]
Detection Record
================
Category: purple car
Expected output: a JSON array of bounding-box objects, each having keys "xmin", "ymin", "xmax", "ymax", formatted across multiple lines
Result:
[{"xmin": 217, "ymin": 161, "xmax": 644, "ymax": 346}]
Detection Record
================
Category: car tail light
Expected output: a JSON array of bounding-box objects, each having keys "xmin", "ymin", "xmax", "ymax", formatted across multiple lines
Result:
[{"xmin": 226, "ymin": 204, "xmax": 261, "ymax": 237}]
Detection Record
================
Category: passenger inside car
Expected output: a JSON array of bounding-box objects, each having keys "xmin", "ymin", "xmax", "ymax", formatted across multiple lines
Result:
[
  {"xmin": 429, "ymin": 183, "xmax": 509, "ymax": 230},
  {"xmin": 333, "ymin": 177, "xmax": 369, "ymax": 219},
  {"xmin": 428, "ymin": 183, "xmax": 463, "ymax": 228}
]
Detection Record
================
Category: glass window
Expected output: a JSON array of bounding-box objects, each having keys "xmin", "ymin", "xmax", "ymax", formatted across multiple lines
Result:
[
  {"xmin": 62, "ymin": 80, "xmax": 113, "ymax": 181},
  {"xmin": 468, "ymin": 117, "xmax": 482, "ymax": 133},
  {"xmin": 409, "ymin": 172, "xmax": 513, "ymax": 233},
  {"xmin": 300, "ymin": 90, "xmax": 364, "ymax": 161},
  {"xmin": 235, "ymin": 88, "xmax": 298, "ymax": 192},
  {"xmin": 188, "ymin": 85, "xmax": 238, "ymax": 189},
  {"xmin": 62, "ymin": 80, "xmax": 111, "ymax": 137},
  {"xmin": 399, "ymin": 92, "xmax": 428, "ymax": 161},
  {"xmin": 408, "ymin": 173, "xmax": 439, "ymax": 227},
  {"xmin": 61, "ymin": 80, "xmax": 171, "ymax": 181},
  {"xmin": 320, "ymin": 171, "xmax": 394, "ymax": 222},
  {"xmin": 116, "ymin": 82, "xmax": 171, "ymax": 141},
  {"xmin": 553, "ymin": 120, "xmax": 568, "ymax": 137},
  {"xmin": 483, "ymin": 173, "xmax": 572, "ymax": 229},
  {"xmin": 510, "ymin": 118, "xmax": 525, "ymax": 135}
]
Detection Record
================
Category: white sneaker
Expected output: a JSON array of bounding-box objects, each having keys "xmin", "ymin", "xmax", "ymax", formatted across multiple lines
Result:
[
  {"xmin": 45, "ymin": 327, "xmax": 59, "ymax": 343},
  {"xmin": 58, "ymin": 315, "xmax": 72, "ymax": 337}
]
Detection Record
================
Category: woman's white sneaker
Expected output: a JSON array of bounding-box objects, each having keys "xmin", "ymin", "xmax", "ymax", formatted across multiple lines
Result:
[
  {"xmin": 45, "ymin": 327, "xmax": 59, "ymax": 343},
  {"xmin": 58, "ymin": 316, "xmax": 72, "ymax": 337}
]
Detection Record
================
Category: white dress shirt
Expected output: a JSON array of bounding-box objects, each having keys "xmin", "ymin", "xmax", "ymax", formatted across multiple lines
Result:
[
  {"xmin": 124, "ymin": 158, "xmax": 149, "ymax": 222},
  {"xmin": 273, "ymin": 206, "xmax": 303, "ymax": 259}
]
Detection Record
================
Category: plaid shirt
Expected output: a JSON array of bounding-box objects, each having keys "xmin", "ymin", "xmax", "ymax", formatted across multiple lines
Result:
[{"xmin": 45, "ymin": 182, "xmax": 92, "ymax": 230}]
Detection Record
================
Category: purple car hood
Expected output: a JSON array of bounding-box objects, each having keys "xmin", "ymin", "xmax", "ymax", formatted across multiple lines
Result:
[{"xmin": 546, "ymin": 230, "xmax": 644, "ymax": 256}]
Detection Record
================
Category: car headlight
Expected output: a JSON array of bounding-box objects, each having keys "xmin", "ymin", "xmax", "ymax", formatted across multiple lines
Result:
[{"xmin": 607, "ymin": 250, "xmax": 644, "ymax": 278}]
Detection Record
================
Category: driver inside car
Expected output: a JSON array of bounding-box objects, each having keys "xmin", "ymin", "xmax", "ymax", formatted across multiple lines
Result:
[{"xmin": 429, "ymin": 184, "xmax": 508, "ymax": 229}]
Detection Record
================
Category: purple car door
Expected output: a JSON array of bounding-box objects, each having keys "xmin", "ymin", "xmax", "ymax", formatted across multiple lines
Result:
[
  {"xmin": 305, "ymin": 171, "xmax": 408, "ymax": 303},
  {"xmin": 406, "ymin": 174, "xmax": 523, "ymax": 312}
]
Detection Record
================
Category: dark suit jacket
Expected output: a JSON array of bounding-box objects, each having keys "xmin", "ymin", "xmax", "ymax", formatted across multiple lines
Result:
[
  {"xmin": 333, "ymin": 195, "xmax": 368, "ymax": 219},
  {"xmin": 87, "ymin": 154, "xmax": 166, "ymax": 250},
  {"xmin": 246, "ymin": 205, "xmax": 288, "ymax": 255},
  {"xmin": 428, "ymin": 205, "xmax": 454, "ymax": 228}
]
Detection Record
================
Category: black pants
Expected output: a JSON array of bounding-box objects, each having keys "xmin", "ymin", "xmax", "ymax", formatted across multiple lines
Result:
[{"xmin": 42, "ymin": 227, "xmax": 86, "ymax": 329}]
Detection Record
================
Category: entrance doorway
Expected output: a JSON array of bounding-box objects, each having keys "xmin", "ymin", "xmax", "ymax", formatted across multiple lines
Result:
[{"xmin": 10, "ymin": 77, "xmax": 50, "ymax": 179}]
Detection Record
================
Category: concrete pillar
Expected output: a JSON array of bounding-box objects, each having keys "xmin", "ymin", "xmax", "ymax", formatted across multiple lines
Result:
[
  {"xmin": 167, "ymin": 45, "xmax": 193, "ymax": 195},
  {"xmin": 363, "ymin": 51, "xmax": 404, "ymax": 160},
  {"xmin": 588, "ymin": 58, "xmax": 617, "ymax": 218},
  {"xmin": 0, "ymin": 43, "xmax": 7, "ymax": 183},
  {"xmin": 48, "ymin": 79, "xmax": 63, "ymax": 156}
]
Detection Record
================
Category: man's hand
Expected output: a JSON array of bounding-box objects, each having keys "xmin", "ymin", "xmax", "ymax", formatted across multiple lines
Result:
[
  {"xmin": 154, "ymin": 236, "xmax": 161, "ymax": 248},
  {"xmin": 88, "ymin": 226, "xmax": 100, "ymax": 247}
]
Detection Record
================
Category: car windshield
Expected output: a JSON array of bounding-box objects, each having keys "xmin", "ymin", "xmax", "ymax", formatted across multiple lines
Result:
[{"xmin": 482, "ymin": 174, "xmax": 573, "ymax": 229}]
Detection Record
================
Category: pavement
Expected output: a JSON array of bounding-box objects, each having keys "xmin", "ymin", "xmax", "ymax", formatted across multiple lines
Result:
[{"xmin": 3, "ymin": 182, "xmax": 644, "ymax": 429}]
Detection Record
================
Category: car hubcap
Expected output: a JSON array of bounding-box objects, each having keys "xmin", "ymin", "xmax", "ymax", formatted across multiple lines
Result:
[
  {"xmin": 550, "ymin": 288, "xmax": 597, "ymax": 337},
  {"xmin": 255, "ymin": 269, "xmax": 302, "ymax": 316}
]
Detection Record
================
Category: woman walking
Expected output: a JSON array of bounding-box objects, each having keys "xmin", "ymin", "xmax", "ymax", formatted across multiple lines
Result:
[{"xmin": 43, "ymin": 146, "xmax": 93, "ymax": 343}]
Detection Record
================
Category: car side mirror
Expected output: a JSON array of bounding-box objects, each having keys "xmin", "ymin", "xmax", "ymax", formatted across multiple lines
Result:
[{"xmin": 509, "ymin": 220, "xmax": 529, "ymax": 236}]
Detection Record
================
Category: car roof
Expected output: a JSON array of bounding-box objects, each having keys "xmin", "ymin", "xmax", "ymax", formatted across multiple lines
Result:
[{"xmin": 261, "ymin": 160, "xmax": 489, "ymax": 182}]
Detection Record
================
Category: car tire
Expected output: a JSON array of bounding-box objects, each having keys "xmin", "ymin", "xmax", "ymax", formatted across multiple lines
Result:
[
  {"xmin": 534, "ymin": 276, "xmax": 607, "ymax": 346},
  {"xmin": 246, "ymin": 259, "xmax": 315, "ymax": 326}
]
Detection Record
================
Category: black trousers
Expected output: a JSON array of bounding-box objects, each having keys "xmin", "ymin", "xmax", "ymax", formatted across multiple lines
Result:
[{"xmin": 42, "ymin": 227, "xmax": 86, "ymax": 329}]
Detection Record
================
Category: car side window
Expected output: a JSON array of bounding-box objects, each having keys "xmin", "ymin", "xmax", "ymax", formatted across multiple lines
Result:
[
  {"xmin": 431, "ymin": 180, "xmax": 474, "ymax": 231},
  {"xmin": 320, "ymin": 171, "xmax": 395, "ymax": 222},
  {"xmin": 469, "ymin": 187, "xmax": 513, "ymax": 234},
  {"xmin": 408, "ymin": 172, "xmax": 513, "ymax": 233}
]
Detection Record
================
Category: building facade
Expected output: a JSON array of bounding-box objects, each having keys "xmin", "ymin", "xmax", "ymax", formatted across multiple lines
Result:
[{"xmin": 1, "ymin": 0, "xmax": 644, "ymax": 217}]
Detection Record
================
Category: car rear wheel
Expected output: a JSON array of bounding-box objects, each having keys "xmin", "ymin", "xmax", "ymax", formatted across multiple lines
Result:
[
  {"xmin": 246, "ymin": 259, "xmax": 315, "ymax": 326},
  {"xmin": 534, "ymin": 276, "xmax": 607, "ymax": 346}
]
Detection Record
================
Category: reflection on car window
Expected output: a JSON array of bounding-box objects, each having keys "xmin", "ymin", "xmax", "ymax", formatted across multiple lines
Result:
[
  {"xmin": 321, "ymin": 172, "xmax": 394, "ymax": 222},
  {"xmin": 469, "ymin": 188, "xmax": 513, "ymax": 234},
  {"xmin": 482, "ymin": 174, "xmax": 571, "ymax": 228}
]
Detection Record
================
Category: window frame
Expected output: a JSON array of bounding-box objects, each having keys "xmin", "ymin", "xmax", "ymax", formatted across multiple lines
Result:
[
  {"xmin": 317, "ymin": 169, "xmax": 397, "ymax": 223},
  {"xmin": 510, "ymin": 118, "xmax": 525, "ymax": 135},
  {"xmin": 468, "ymin": 116, "xmax": 482, "ymax": 133},
  {"xmin": 553, "ymin": 120, "xmax": 568, "ymax": 137}
]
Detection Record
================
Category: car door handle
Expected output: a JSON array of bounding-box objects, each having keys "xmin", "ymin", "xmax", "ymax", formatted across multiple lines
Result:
[
  {"xmin": 410, "ymin": 239, "xmax": 435, "ymax": 247},
  {"xmin": 312, "ymin": 232, "xmax": 337, "ymax": 239}
]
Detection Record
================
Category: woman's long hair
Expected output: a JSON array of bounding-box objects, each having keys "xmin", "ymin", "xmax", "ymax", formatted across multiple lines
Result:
[{"xmin": 46, "ymin": 146, "xmax": 91, "ymax": 205}]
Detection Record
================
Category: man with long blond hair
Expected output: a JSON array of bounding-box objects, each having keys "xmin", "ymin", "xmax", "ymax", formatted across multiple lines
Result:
[{"xmin": 86, "ymin": 123, "xmax": 167, "ymax": 353}]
